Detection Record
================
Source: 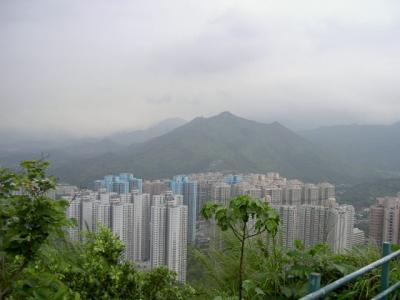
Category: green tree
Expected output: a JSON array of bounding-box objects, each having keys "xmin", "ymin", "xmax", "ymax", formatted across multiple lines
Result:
[
  {"xmin": 201, "ymin": 195, "xmax": 280, "ymax": 299},
  {"xmin": 62, "ymin": 226, "xmax": 141, "ymax": 299},
  {"xmin": 28, "ymin": 225, "xmax": 194, "ymax": 299},
  {"xmin": 0, "ymin": 160, "xmax": 69, "ymax": 299},
  {"xmin": 1, "ymin": 160, "xmax": 195, "ymax": 299},
  {"xmin": 141, "ymin": 266, "xmax": 195, "ymax": 300},
  {"xmin": 189, "ymin": 231, "xmax": 400, "ymax": 300}
]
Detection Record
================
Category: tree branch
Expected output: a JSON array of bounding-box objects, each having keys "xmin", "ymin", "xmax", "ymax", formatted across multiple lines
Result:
[
  {"xmin": 247, "ymin": 228, "xmax": 267, "ymax": 239},
  {"xmin": 228, "ymin": 224, "xmax": 243, "ymax": 242},
  {"xmin": 0, "ymin": 257, "xmax": 29, "ymax": 299}
]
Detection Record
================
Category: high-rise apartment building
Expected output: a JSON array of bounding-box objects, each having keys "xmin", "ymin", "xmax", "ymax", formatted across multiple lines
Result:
[
  {"xmin": 272, "ymin": 205, "xmax": 297, "ymax": 248},
  {"xmin": 246, "ymin": 187, "xmax": 262, "ymax": 200},
  {"xmin": 231, "ymin": 182, "xmax": 262, "ymax": 199},
  {"xmin": 210, "ymin": 182, "xmax": 231, "ymax": 205},
  {"xmin": 197, "ymin": 181, "xmax": 213, "ymax": 215},
  {"xmin": 352, "ymin": 228, "xmax": 365, "ymax": 247},
  {"xmin": 297, "ymin": 205, "xmax": 329, "ymax": 248},
  {"xmin": 183, "ymin": 180, "xmax": 198, "ymax": 244},
  {"xmin": 133, "ymin": 193, "xmax": 151, "ymax": 261},
  {"xmin": 112, "ymin": 181, "xmax": 130, "ymax": 194},
  {"xmin": 95, "ymin": 173, "xmax": 142, "ymax": 195},
  {"xmin": 171, "ymin": 175, "xmax": 198, "ymax": 244},
  {"xmin": 318, "ymin": 183, "xmax": 335, "ymax": 204},
  {"xmin": 150, "ymin": 195, "xmax": 188, "ymax": 282},
  {"xmin": 264, "ymin": 187, "xmax": 282, "ymax": 205},
  {"xmin": 93, "ymin": 201, "xmax": 112, "ymax": 231},
  {"xmin": 143, "ymin": 180, "xmax": 169, "ymax": 197},
  {"xmin": 167, "ymin": 201, "xmax": 188, "ymax": 283},
  {"xmin": 65, "ymin": 196, "xmax": 81, "ymax": 241},
  {"xmin": 224, "ymin": 174, "xmax": 242, "ymax": 185},
  {"xmin": 56, "ymin": 184, "xmax": 79, "ymax": 197},
  {"xmin": 294, "ymin": 202, "xmax": 355, "ymax": 252},
  {"xmin": 120, "ymin": 193, "xmax": 133, "ymax": 204},
  {"xmin": 171, "ymin": 175, "xmax": 188, "ymax": 195},
  {"xmin": 302, "ymin": 184, "xmax": 320, "ymax": 205},
  {"xmin": 130, "ymin": 178, "xmax": 143, "ymax": 193},
  {"xmin": 369, "ymin": 197, "xmax": 400, "ymax": 246},
  {"xmin": 152, "ymin": 194, "xmax": 165, "ymax": 206},
  {"xmin": 82, "ymin": 199, "xmax": 95, "ymax": 231},
  {"xmin": 230, "ymin": 182, "xmax": 246, "ymax": 197},
  {"xmin": 327, "ymin": 205, "xmax": 354, "ymax": 252},
  {"xmin": 112, "ymin": 203, "xmax": 134, "ymax": 260},
  {"xmin": 282, "ymin": 185, "xmax": 302, "ymax": 206},
  {"xmin": 150, "ymin": 198, "xmax": 167, "ymax": 268}
]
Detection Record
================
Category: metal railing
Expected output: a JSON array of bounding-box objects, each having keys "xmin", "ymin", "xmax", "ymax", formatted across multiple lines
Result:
[{"xmin": 300, "ymin": 242, "xmax": 400, "ymax": 300}]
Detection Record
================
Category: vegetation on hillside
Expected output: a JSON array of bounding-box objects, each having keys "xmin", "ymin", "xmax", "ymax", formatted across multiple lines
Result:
[
  {"xmin": 50, "ymin": 112, "xmax": 354, "ymax": 186},
  {"xmin": 337, "ymin": 178, "xmax": 400, "ymax": 209},
  {"xmin": 189, "ymin": 230, "xmax": 400, "ymax": 300},
  {"xmin": 0, "ymin": 160, "xmax": 193, "ymax": 299},
  {"xmin": 201, "ymin": 196, "xmax": 280, "ymax": 299},
  {"xmin": 190, "ymin": 196, "xmax": 400, "ymax": 299}
]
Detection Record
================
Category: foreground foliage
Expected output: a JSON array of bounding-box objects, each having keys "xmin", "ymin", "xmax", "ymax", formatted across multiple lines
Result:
[
  {"xmin": 201, "ymin": 196, "xmax": 279, "ymax": 299},
  {"xmin": 15, "ymin": 226, "xmax": 194, "ymax": 299},
  {"xmin": 0, "ymin": 161, "xmax": 194, "ymax": 299},
  {"xmin": 0, "ymin": 160, "xmax": 69, "ymax": 299},
  {"xmin": 189, "ymin": 231, "xmax": 400, "ymax": 299}
]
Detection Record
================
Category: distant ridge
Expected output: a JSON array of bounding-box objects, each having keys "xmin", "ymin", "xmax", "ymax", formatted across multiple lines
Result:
[
  {"xmin": 300, "ymin": 123, "xmax": 400, "ymax": 172},
  {"xmin": 107, "ymin": 118, "xmax": 187, "ymax": 145},
  {"xmin": 52, "ymin": 112, "xmax": 356, "ymax": 185},
  {"xmin": 0, "ymin": 118, "xmax": 187, "ymax": 170}
]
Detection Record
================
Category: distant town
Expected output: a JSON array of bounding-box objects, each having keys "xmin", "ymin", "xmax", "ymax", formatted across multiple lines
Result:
[{"xmin": 54, "ymin": 171, "xmax": 400, "ymax": 283}]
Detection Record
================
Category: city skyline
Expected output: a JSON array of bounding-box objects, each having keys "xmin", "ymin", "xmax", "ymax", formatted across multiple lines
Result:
[{"xmin": 64, "ymin": 169, "xmax": 361, "ymax": 264}]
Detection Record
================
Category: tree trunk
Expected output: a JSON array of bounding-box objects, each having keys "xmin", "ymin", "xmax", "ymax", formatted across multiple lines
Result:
[{"xmin": 238, "ymin": 224, "xmax": 246, "ymax": 300}]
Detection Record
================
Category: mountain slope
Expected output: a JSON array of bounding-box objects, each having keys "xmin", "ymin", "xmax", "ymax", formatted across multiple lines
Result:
[
  {"xmin": 0, "ymin": 118, "xmax": 187, "ymax": 170},
  {"xmin": 52, "ymin": 112, "xmax": 358, "ymax": 185},
  {"xmin": 301, "ymin": 123, "xmax": 400, "ymax": 173},
  {"xmin": 107, "ymin": 118, "xmax": 187, "ymax": 145}
]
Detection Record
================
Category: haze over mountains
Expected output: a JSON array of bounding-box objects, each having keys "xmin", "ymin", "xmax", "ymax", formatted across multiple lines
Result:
[
  {"xmin": 0, "ymin": 118, "xmax": 186, "ymax": 170},
  {"xmin": 1, "ymin": 112, "xmax": 399, "ymax": 186},
  {"xmin": 107, "ymin": 118, "xmax": 187, "ymax": 146},
  {"xmin": 301, "ymin": 123, "xmax": 400, "ymax": 175}
]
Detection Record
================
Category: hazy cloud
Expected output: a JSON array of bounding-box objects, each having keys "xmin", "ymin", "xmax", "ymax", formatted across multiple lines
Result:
[
  {"xmin": 146, "ymin": 95, "xmax": 173, "ymax": 104},
  {"xmin": 1, "ymin": 0, "xmax": 400, "ymax": 136}
]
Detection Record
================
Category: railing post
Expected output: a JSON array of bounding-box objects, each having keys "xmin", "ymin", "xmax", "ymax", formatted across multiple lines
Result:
[
  {"xmin": 381, "ymin": 242, "xmax": 391, "ymax": 300},
  {"xmin": 308, "ymin": 273, "xmax": 321, "ymax": 295}
]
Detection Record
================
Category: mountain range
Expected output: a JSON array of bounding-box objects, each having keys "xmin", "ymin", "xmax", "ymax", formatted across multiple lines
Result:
[
  {"xmin": 0, "ymin": 118, "xmax": 184, "ymax": 161},
  {"xmin": 106, "ymin": 118, "xmax": 187, "ymax": 146},
  {"xmin": 1, "ymin": 112, "xmax": 399, "ymax": 186},
  {"xmin": 300, "ymin": 123, "xmax": 400, "ymax": 175},
  {"xmin": 51, "ymin": 111, "xmax": 355, "ymax": 185}
]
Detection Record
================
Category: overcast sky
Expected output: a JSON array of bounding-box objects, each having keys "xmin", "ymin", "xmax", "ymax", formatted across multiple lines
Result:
[{"xmin": 1, "ymin": 0, "xmax": 400, "ymax": 137}]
